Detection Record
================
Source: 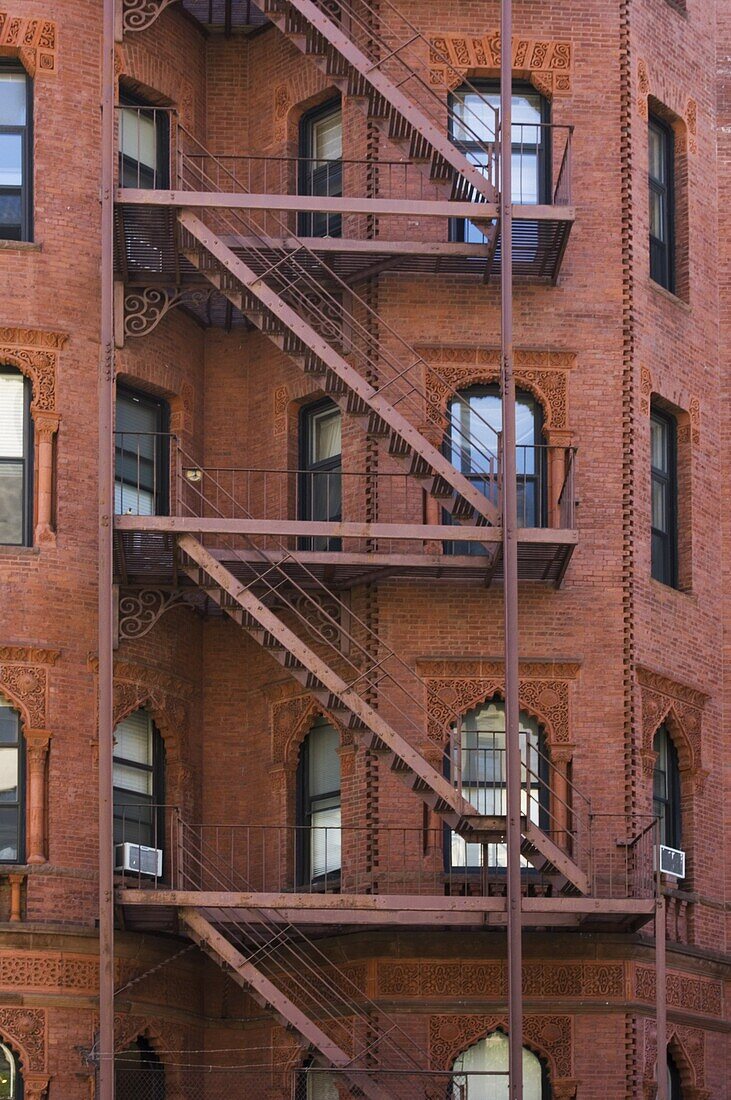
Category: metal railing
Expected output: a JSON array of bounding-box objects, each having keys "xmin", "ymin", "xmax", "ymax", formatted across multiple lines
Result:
[{"xmin": 114, "ymin": 432, "xmax": 578, "ymax": 533}]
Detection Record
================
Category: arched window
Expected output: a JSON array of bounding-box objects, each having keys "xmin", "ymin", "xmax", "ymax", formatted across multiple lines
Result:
[
  {"xmin": 115, "ymin": 1036, "xmax": 165, "ymax": 1100},
  {"xmin": 0, "ymin": 366, "xmax": 33, "ymax": 546},
  {"xmin": 113, "ymin": 710, "xmax": 166, "ymax": 853},
  {"xmin": 0, "ymin": 1040, "xmax": 22, "ymax": 1099},
  {"xmin": 452, "ymin": 1032, "xmax": 550, "ymax": 1099},
  {"xmin": 653, "ymin": 725, "xmax": 681, "ymax": 849},
  {"xmin": 446, "ymin": 385, "xmax": 545, "ymax": 551},
  {"xmin": 667, "ymin": 1052, "xmax": 683, "ymax": 1099},
  {"xmin": 449, "ymin": 699, "xmax": 548, "ymax": 871},
  {"xmin": 299, "ymin": 98, "xmax": 343, "ymax": 237},
  {"xmin": 295, "ymin": 1059, "xmax": 338, "ymax": 1100},
  {"xmin": 0, "ymin": 695, "xmax": 24, "ymax": 864},
  {"xmin": 299, "ymin": 399, "xmax": 342, "ymax": 551},
  {"xmin": 296, "ymin": 716, "xmax": 341, "ymax": 887}
]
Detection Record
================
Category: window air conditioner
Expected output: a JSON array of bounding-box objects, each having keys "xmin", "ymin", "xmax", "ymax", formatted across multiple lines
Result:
[
  {"xmin": 658, "ymin": 844, "xmax": 685, "ymax": 879},
  {"xmin": 115, "ymin": 842, "xmax": 162, "ymax": 878}
]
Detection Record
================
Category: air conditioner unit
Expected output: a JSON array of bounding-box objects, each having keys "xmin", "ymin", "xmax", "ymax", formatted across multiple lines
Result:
[
  {"xmin": 658, "ymin": 845, "xmax": 685, "ymax": 879},
  {"xmin": 115, "ymin": 842, "xmax": 162, "ymax": 878}
]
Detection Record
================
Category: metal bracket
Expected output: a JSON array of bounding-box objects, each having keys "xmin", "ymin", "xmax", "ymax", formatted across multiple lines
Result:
[
  {"xmin": 118, "ymin": 588, "xmax": 198, "ymax": 640},
  {"xmin": 122, "ymin": 0, "xmax": 180, "ymax": 32},
  {"xmin": 124, "ymin": 286, "xmax": 215, "ymax": 338}
]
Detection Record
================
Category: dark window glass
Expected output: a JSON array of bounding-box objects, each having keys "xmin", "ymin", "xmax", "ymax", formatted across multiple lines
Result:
[
  {"xmin": 0, "ymin": 1041, "xmax": 23, "ymax": 1099},
  {"xmin": 115, "ymin": 1037, "xmax": 165, "ymax": 1100},
  {"xmin": 0, "ymin": 62, "xmax": 32, "ymax": 242},
  {"xmin": 115, "ymin": 387, "xmax": 169, "ymax": 515},
  {"xmin": 0, "ymin": 368, "xmax": 33, "ymax": 546},
  {"xmin": 0, "ymin": 697, "xmax": 24, "ymax": 865},
  {"xmin": 668, "ymin": 1054, "xmax": 682, "ymax": 1100},
  {"xmin": 299, "ymin": 101, "xmax": 342, "ymax": 237},
  {"xmin": 650, "ymin": 405, "xmax": 677, "ymax": 586},
  {"xmin": 119, "ymin": 92, "xmax": 169, "ymax": 189},
  {"xmin": 649, "ymin": 116, "xmax": 675, "ymax": 292},
  {"xmin": 296, "ymin": 717, "xmax": 341, "ymax": 887},
  {"xmin": 113, "ymin": 710, "xmax": 165, "ymax": 851},
  {"xmin": 299, "ymin": 400, "xmax": 341, "ymax": 551},
  {"xmin": 445, "ymin": 385, "xmax": 545, "ymax": 553},
  {"xmin": 449, "ymin": 83, "xmax": 549, "ymax": 242},
  {"xmin": 653, "ymin": 726, "xmax": 681, "ymax": 850},
  {"xmin": 447, "ymin": 699, "xmax": 548, "ymax": 872}
]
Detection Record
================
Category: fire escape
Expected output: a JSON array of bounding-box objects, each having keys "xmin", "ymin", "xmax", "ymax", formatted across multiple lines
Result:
[{"xmin": 109, "ymin": 0, "xmax": 659, "ymax": 1094}]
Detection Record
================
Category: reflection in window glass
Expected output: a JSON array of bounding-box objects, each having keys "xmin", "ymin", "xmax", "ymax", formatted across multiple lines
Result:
[{"xmin": 0, "ymin": 65, "xmax": 31, "ymax": 240}]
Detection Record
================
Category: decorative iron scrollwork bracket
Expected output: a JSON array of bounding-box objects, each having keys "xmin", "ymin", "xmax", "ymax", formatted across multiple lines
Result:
[
  {"xmin": 118, "ymin": 589, "xmax": 198, "ymax": 640},
  {"xmin": 122, "ymin": 0, "xmax": 180, "ymax": 32},
  {"xmin": 124, "ymin": 287, "xmax": 214, "ymax": 339}
]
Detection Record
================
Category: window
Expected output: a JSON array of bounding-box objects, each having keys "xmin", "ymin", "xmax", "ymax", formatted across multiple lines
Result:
[
  {"xmin": 296, "ymin": 716, "xmax": 341, "ymax": 886},
  {"xmin": 650, "ymin": 404, "xmax": 677, "ymax": 586},
  {"xmin": 119, "ymin": 91, "xmax": 169, "ymax": 189},
  {"xmin": 445, "ymin": 385, "xmax": 544, "ymax": 553},
  {"xmin": 295, "ymin": 1061, "xmax": 338, "ymax": 1100},
  {"xmin": 649, "ymin": 115, "xmax": 674, "ymax": 292},
  {"xmin": 450, "ymin": 83, "xmax": 548, "ymax": 242},
  {"xmin": 653, "ymin": 725, "xmax": 681, "ymax": 850},
  {"xmin": 113, "ymin": 710, "xmax": 165, "ymax": 851},
  {"xmin": 0, "ymin": 696, "xmax": 24, "ymax": 865},
  {"xmin": 452, "ymin": 1032, "xmax": 550, "ymax": 1099},
  {"xmin": 299, "ymin": 101, "xmax": 342, "ymax": 237},
  {"xmin": 667, "ymin": 1054, "xmax": 683, "ymax": 1099},
  {"xmin": 115, "ymin": 1037, "xmax": 165, "ymax": 1100},
  {"xmin": 448, "ymin": 699, "xmax": 548, "ymax": 871},
  {"xmin": 0, "ymin": 368, "xmax": 33, "ymax": 545},
  {"xmin": 299, "ymin": 400, "xmax": 342, "ymax": 551},
  {"xmin": 115, "ymin": 387, "xmax": 169, "ymax": 516},
  {"xmin": 0, "ymin": 61, "xmax": 32, "ymax": 242},
  {"xmin": 0, "ymin": 1041, "xmax": 22, "ymax": 1099}
]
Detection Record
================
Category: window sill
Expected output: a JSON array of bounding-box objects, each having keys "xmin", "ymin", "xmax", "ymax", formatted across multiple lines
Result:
[
  {"xmin": 0, "ymin": 239, "xmax": 41, "ymax": 253},
  {"xmin": 649, "ymin": 577, "xmax": 695, "ymax": 602},
  {"xmin": 647, "ymin": 278, "xmax": 691, "ymax": 312},
  {"xmin": 0, "ymin": 545, "xmax": 40, "ymax": 556}
]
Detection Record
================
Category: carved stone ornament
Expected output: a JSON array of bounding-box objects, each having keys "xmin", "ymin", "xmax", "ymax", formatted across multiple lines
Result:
[
  {"xmin": 686, "ymin": 98, "xmax": 698, "ymax": 154},
  {"xmin": 642, "ymin": 1017, "xmax": 707, "ymax": 1093},
  {"xmin": 640, "ymin": 364, "xmax": 653, "ymax": 415},
  {"xmin": 418, "ymin": 660, "xmax": 580, "ymax": 747},
  {"xmin": 271, "ymin": 692, "xmax": 349, "ymax": 769},
  {"xmin": 122, "ymin": 0, "xmax": 180, "ymax": 32},
  {"xmin": 0, "ymin": 14, "xmax": 57, "ymax": 76},
  {"xmin": 118, "ymin": 589, "xmax": 198, "ymax": 640},
  {"xmin": 637, "ymin": 666, "xmax": 708, "ymax": 783},
  {"xmin": 0, "ymin": 1007, "xmax": 46, "ymax": 1072},
  {"xmin": 416, "ymin": 347, "xmax": 574, "ymax": 433},
  {"xmin": 428, "ymin": 33, "xmax": 572, "ymax": 96},
  {"xmin": 0, "ymin": 326, "xmax": 67, "ymax": 413},
  {"xmin": 637, "ymin": 59, "xmax": 650, "ymax": 119},
  {"xmin": 124, "ymin": 287, "xmax": 216, "ymax": 339},
  {"xmin": 378, "ymin": 960, "xmax": 623, "ymax": 1001},
  {"xmin": 0, "ymin": 662, "xmax": 48, "ymax": 729},
  {"xmin": 635, "ymin": 965, "xmax": 723, "ymax": 1018},
  {"xmin": 429, "ymin": 1013, "xmax": 573, "ymax": 1081}
]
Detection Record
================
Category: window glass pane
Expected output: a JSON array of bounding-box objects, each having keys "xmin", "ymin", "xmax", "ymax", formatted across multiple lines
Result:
[
  {"xmin": 311, "ymin": 111, "xmax": 342, "ymax": 162},
  {"xmin": 0, "ymin": 72, "xmax": 26, "ymax": 126},
  {"xmin": 513, "ymin": 151, "xmax": 538, "ymax": 203},
  {"xmin": 115, "ymin": 711, "xmax": 153, "ymax": 765},
  {"xmin": 452, "ymin": 91, "xmax": 496, "ymax": 143},
  {"xmin": 311, "ymin": 407, "xmax": 341, "ymax": 463},
  {"xmin": 649, "ymin": 188, "xmax": 665, "ymax": 241},
  {"xmin": 310, "ymin": 801, "xmax": 341, "ymax": 877},
  {"xmin": 117, "ymin": 392, "xmax": 160, "ymax": 436},
  {"xmin": 0, "ymin": 747, "xmax": 18, "ymax": 802},
  {"xmin": 0, "ymin": 373, "xmax": 24, "ymax": 457},
  {"xmin": 652, "ymin": 477, "xmax": 667, "ymax": 532},
  {"xmin": 308, "ymin": 719, "xmax": 340, "ymax": 797},
  {"xmin": 0, "ymin": 192, "xmax": 21, "ymax": 239},
  {"xmin": 113, "ymin": 764, "xmax": 153, "ymax": 796},
  {"xmin": 120, "ymin": 110, "xmax": 157, "ymax": 170},
  {"xmin": 0, "ymin": 700, "xmax": 19, "ymax": 746},
  {"xmin": 452, "ymin": 1033, "xmax": 543, "ymax": 1099},
  {"xmin": 651, "ymin": 415, "xmax": 668, "ymax": 471},
  {"xmin": 649, "ymin": 124, "xmax": 666, "ymax": 184},
  {"xmin": 0, "ymin": 807, "xmax": 18, "ymax": 862},
  {"xmin": 115, "ymin": 482, "xmax": 154, "ymax": 516},
  {"xmin": 0, "ymin": 462, "xmax": 23, "ymax": 544},
  {"xmin": 0, "ymin": 133, "xmax": 22, "ymax": 187}
]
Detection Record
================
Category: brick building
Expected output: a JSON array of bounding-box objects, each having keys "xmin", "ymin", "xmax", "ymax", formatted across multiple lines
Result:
[{"xmin": 0, "ymin": 0, "xmax": 728, "ymax": 1096}]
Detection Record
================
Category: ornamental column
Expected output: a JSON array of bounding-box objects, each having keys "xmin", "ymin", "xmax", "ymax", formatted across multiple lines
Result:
[
  {"xmin": 544, "ymin": 428, "xmax": 573, "ymax": 528},
  {"xmin": 25, "ymin": 730, "xmax": 51, "ymax": 864},
  {"xmin": 31, "ymin": 410, "xmax": 60, "ymax": 544},
  {"xmin": 23, "ymin": 1076, "xmax": 49, "ymax": 1100}
]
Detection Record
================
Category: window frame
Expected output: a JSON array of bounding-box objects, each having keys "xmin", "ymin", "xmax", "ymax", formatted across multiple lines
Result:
[
  {"xmin": 295, "ymin": 720, "xmax": 342, "ymax": 889},
  {"xmin": 0, "ymin": 366, "xmax": 34, "ymax": 547},
  {"xmin": 0, "ymin": 701, "xmax": 25, "ymax": 866},
  {"xmin": 112, "ymin": 711, "xmax": 166, "ymax": 854},
  {"xmin": 650, "ymin": 403, "xmax": 678, "ymax": 588},
  {"xmin": 648, "ymin": 113, "xmax": 675, "ymax": 293},
  {"xmin": 448, "ymin": 80, "xmax": 551, "ymax": 243},
  {"xmin": 298, "ymin": 98, "xmax": 343, "ymax": 238},
  {"xmin": 653, "ymin": 725, "xmax": 682, "ymax": 851},
  {"xmin": 118, "ymin": 89, "xmax": 170, "ymax": 190},
  {"xmin": 298, "ymin": 398, "xmax": 342, "ymax": 552},
  {"xmin": 0, "ymin": 1039, "xmax": 23, "ymax": 1099},
  {"xmin": 0, "ymin": 59, "xmax": 33, "ymax": 243},
  {"xmin": 115, "ymin": 385, "xmax": 170, "ymax": 517}
]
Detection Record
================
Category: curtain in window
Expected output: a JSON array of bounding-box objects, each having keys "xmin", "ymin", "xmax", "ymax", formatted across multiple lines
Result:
[
  {"xmin": 113, "ymin": 710, "xmax": 160, "ymax": 848},
  {"xmin": 452, "ymin": 1033, "xmax": 546, "ymax": 1099},
  {"xmin": 0, "ymin": 371, "xmax": 29, "ymax": 545},
  {"xmin": 0, "ymin": 696, "xmax": 22, "ymax": 864}
]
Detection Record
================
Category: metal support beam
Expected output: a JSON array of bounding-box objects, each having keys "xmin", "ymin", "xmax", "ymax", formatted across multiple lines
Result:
[
  {"xmin": 656, "ymin": 894, "xmax": 668, "ymax": 1100},
  {"xmin": 98, "ymin": 0, "xmax": 116, "ymax": 1096},
  {"xmin": 500, "ymin": 0, "xmax": 523, "ymax": 1095}
]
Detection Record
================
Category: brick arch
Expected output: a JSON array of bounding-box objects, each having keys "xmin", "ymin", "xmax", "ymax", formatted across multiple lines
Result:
[
  {"xmin": 271, "ymin": 692, "xmax": 349, "ymax": 771},
  {"xmin": 642, "ymin": 1020, "xmax": 706, "ymax": 1099},
  {"xmin": 0, "ymin": 347, "xmax": 57, "ymax": 414},
  {"xmin": 428, "ymin": 34, "xmax": 573, "ymax": 98},
  {"xmin": 426, "ymin": 678, "xmax": 570, "ymax": 751},
  {"xmin": 638, "ymin": 667, "xmax": 708, "ymax": 784},
  {"xmin": 0, "ymin": 1008, "xmax": 46, "ymax": 1076},
  {"xmin": 429, "ymin": 1013, "xmax": 573, "ymax": 1086},
  {"xmin": 115, "ymin": 40, "xmax": 195, "ymax": 127},
  {"xmin": 0, "ymin": 15, "xmax": 57, "ymax": 77},
  {"xmin": 0, "ymin": 679, "xmax": 35, "ymax": 733},
  {"xmin": 113, "ymin": 678, "xmax": 191, "ymax": 813}
]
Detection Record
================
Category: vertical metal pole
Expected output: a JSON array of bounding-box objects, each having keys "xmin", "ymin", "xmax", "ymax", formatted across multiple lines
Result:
[
  {"xmin": 99, "ymin": 0, "xmax": 116, "ymax": 1097},
  {"xmin": 500, "ymin": 1, "xmax": 523, "ymax": 1097},
  {"xmin": 655, "ymin": 893, "xmax": 668, "ymax": 1100}
]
